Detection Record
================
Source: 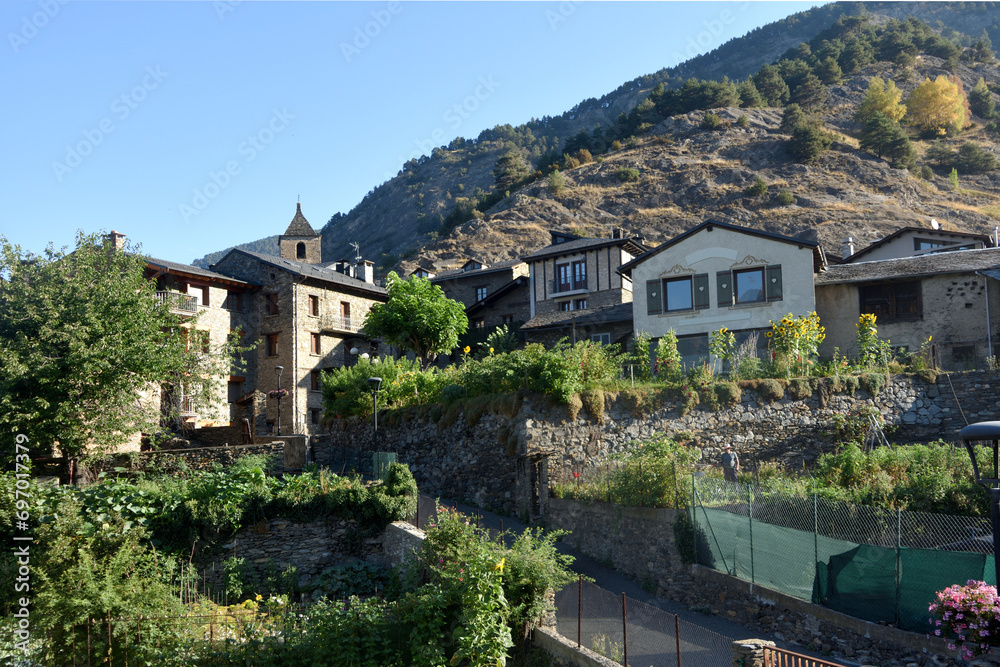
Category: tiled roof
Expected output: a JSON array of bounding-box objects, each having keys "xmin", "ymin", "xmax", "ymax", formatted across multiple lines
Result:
[
  {"xmin": 521, "ymin": 302, "xmax": 633, "ymax": 330},
  {"xmin": 522, "ymin": 236, "xmax": 649, "ymax": 262},
  {"xmin": 145, "ymin": 256, "xmax": 254, "ymax": 286},
  {"xmin": 217, "ymin": 249, "xmax": 386, "ymax": 295},
  {"xmin": 815, "ymin": 247, "xmax": 1000, "ymax": 285},
  {"xmin": 431, "ymin": 259, "xmax": 526, "ymax": 281},
  {"xmin": 282, "ymin": 203, "xmax": 319, "ymax": 237}
]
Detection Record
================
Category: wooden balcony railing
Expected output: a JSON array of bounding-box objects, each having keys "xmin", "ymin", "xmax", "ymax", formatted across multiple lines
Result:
[
  {"xmin": 155, "ymin": 291, "xmax": 198, "ymax": 314},
  {"xmin": 763, "ymin": 646, "xmax": 846, "ymax": 667}
]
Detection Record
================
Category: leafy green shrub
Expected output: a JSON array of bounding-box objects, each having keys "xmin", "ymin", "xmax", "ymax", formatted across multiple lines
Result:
[
  {"xmin": 777, "ymin": 189, "xmax": 795, "ymax": 205},
  {"xmin": 313, "ymin": 560, "xmax": 390, "ymax": 600},
  {"xmin": 322, "ymin": 356, "xmax": 448, "ymax": 418},
  {"xmin": 736, "ymin": 114, "xmax": 749, "ymax": 128},
  {"xmin": 757, "ymin": 378, "xmax": 784, "ymax": 403},
  {"xmin": 700, "ymin": 112, "xmax": 721, "ymax": 130},
  {"xmin": 714, "ymin": 381, "xmax": 741, "ymax": 408},
  {"xmin": 616, "ymin": 167, "xmax": 640, "ymax": 182},
  {"xmin": 920, "ymin": 164, "xmax": 934, "ymax": 179},
  {"xmin": 745, "ymin": 176, "xmax": 768, "ymax": 197}
]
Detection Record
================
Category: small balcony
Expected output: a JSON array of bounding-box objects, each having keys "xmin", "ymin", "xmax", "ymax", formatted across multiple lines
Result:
[
  {"xmin": 550, "ymin": 279, "xmax": 588, "ymax": 296},
  {"xmin": 321, "ymin": 313, "xmax": 363, "ymax": 333},
  {"xmin": 155, "ymin": 291, "xmax": 198, "ymax": 315}
]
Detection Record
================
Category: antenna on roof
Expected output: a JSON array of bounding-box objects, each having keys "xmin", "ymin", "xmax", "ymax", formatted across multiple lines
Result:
[
  {"xmin": 931, "ymin": 219, "xmax": 940, "ymax": 230},
  {"xmin": 350, "ymin": 241, "xmax": 361, "ymax": 264}
]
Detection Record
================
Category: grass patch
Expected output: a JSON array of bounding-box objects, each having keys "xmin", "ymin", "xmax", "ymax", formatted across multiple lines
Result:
[{"xmin": 581, "ymin": 389, "xmax": 606, "ymax": 423}]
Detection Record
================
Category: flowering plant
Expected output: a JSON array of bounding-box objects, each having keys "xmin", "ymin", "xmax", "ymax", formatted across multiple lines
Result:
[
  {"xmin": 267, "ymin": 388, "xmax": 288, "ymax": 399},
  {"xmin": 929, "ymin": 580, "xmax": 1000, "ymax": 660}
]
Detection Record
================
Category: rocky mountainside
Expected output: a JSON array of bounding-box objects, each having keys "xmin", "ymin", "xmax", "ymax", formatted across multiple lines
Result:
[{"xmin": 193, "ymin": 2, "xmax": 1000, "ymax": 275}]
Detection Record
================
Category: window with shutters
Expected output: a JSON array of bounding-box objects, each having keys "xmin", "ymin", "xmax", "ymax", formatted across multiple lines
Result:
[
  {"xmin": 308, "ymin": 294, "xmax": 320, "ymax": 317},
  {"xmin": 656, "ymin": 274, "xmax": 709, "ymax": 313},
  {"xmin": 310, "ymin": 332, "xmax": 321, "ymax": 355},
  {"xmin": 718, "ymin": 265, "xmax": 782, "ymax": 306}
]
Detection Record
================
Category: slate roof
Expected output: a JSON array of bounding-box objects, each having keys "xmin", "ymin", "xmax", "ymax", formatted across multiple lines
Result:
[
  {"xmin": 842, "ymin": 226, "xmax": 990, "ymax": 263},
  {"xmin": 145, "ymin": 256, "xmax": 254, "ymax": 286},
  {"xmin": 213, "ymin": 248, "xmax": 386, "ymax": 295},
  {"xmin": 520, "ymin": 302, "xmax": 633, "ymax": 330},
  {"xmin": 814, "ymin": 247, "xmax": 1000, "ymax": 286},
  {"xmin": 282, "ymin": 203, "xmax": 319, "ymax": 237},
  {"xmin": 619, "ymin": 220, "xmax": 823, "ymax": 276},
  {"xmin": 522, "ymin": 236, "xmax": 649, "ymax": 262},
  {"xmin": 431, "ymin": 259, "xmax": 526, "ymax": 281}
]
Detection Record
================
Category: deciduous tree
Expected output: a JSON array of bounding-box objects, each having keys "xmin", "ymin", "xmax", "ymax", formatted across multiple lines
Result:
[
  {"xmin": 906, "ymin": 75, "xmax": 967, "ymax": 136},
  {"xmin": 362, "ymin": 272, "xmax": 468, "ymax": 369},
  {"xmin": 854, "ymin": 77, "xmax": 906, "ymax": 125}
]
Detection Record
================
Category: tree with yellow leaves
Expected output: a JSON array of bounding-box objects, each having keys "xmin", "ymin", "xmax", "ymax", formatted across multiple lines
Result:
[
  {"xmin": 854, "ymin": 77, "xmax": 907, "ymax": 125},
  {"xmin": 906, "ymin": 75, "xmax": 967, "ymax": 136}
]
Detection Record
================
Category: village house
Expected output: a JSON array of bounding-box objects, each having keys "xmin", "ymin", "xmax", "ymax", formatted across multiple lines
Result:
[
  {"xmin": 519, "ymin": 229, "xmax": 650, "ymax": 347},
  {"xmin": 619, "ymin": 220, "xmax": 825, "ymax": 367},
  {"xmin": 209, "ymin": 204, "xmax": 387, "ymax": 437},
  {"xmin": 430, "ymin": 259, "xmax": 530, "ymax": 349}
]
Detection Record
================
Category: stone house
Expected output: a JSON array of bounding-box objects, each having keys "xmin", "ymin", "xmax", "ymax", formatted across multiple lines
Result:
[
  {"xmin": 619, "ymin": 220, "xmax": 824, "ymax": 366},
  {"xmin": 430, "ymin": 259, "xmax": 530, "ymax": 348},
  {"xmin": 142, "ymin": 250, "xmax": 256, "ymax": 430},
  {"xmin": 520, "ymin": 229, "xmax": 649, "ymax": 347},
  {"xmin": 815, "ymin": 246, "xmax": 1000, "ymax": 370},
  {"xmin": 209, "ymin": 204, "xmax": 387, "ymax": 437}
]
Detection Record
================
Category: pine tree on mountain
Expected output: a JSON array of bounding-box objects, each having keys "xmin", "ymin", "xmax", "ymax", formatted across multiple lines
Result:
[
  {"xmin": 780, "ymin": 103, "xmax": 806, "ymax": 134},
  {"xmin": 859, "ymin": 111, "xmax": 916, "ymax": 169},
  {"xmin": 838, "ymin": 37, "xmax": 875, "ymax": 74},
  {"xmin": 492, "ymin": 151, "xmax": 532, "ymax": 192},
  {"xmin": 815, "ymin": 57, "xmax": 844, "ymax": 85},
  {"xmin": 792, "ymin": 73, "xmax": 828, "ymax": 111},
  {"xmin": 969, "ymin": 78, "xmax": 996, "ymax": 119},
  {"xmin": 752, "ymin": 64, "xmax": 791, "ymax": 107},
  {"xmin": 738, "ymin": 78, "xmax": 764, "ymax": 108},
  {"xmin": 787, "ymin": 119, "xmax": 834, "ymax": 163}
]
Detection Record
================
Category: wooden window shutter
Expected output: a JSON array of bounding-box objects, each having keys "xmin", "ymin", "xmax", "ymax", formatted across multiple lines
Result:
[
  {"xmin": 693, "ymin": 274, "xmax": 710, "ymax": 310},
  {"xmin": 766, "ymin": 265, "xmax": 783, "ymax": 301},
  {"xmin": 716, "ymin": 271, "xmax": 733, "ymax": 307},
  {"xmin": 646, "ymin": 280, "xmax": 661, "ymax": 315}
]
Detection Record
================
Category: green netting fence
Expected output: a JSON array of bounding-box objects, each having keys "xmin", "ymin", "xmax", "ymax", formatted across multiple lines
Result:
[{"xmin": 691, "ymin": 477, "xmax": 995, "ymax": 632}]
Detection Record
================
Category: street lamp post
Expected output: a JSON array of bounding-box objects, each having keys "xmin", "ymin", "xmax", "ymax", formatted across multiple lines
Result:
[
  {"xmin": 960, "ymin": 421, "xmax": 1000, "ymax": 586},
  {"xmin": 368, "ymin": 377, "xmax": 382, "ymax": 477},
  {"xmin": 275, "ymin": 365, "xmax": 284, "ymax": 435}
]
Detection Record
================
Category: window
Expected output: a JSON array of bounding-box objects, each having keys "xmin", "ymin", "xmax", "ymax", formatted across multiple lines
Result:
[
  {"xmin": 677, "ymin": 333, "xmax": 710, "ymax": 367},
  {"xmin": 572, "ymin": 261, "xmax": 586, "ymax": 290},
  {"xmin": 574, "ymin": 298, "xmax": 587, "ymax": 310},
  {"xmin": 266, "ymin": 293, "xmax": 279, "ymax": 316},
  {"xmin": 227, "ymin": 381, "xmax": 243, "ymax": 403},
  {"xmin": 647, "ymin": 274, "xmax": 709, "ymax": 315},
  {"xmin": 308, "ymin": 294, "xmax": 319, "ymax": 317},
  {"xmin": 664, "ymin": 277, "xmax": 694, "ymax": 311},
  {"xmin": 591, "ymin": 333, "xmax": 611, "ymax": 345},
  {"xmin": 296, "ymin": 242, "xmax": 306, "ymax": 259},
  {"xmin": 311, "ymin": 370, "xmax": 322, "ymax": 391},
  {"xmin": 187, "ymin": 284, "xmax": 209, "ymax": 307},
  {"xmin": 310, "ymin": 332, "xmax": 321, "ymax": 355},
  {"xmin": 859, "ymin": 281, "xmax": 921, "ymax": 322},
  {"xmin": 266, "ymin": 333, "xmax": 279, "ymax": 357},
  {"xmin": 473, "ymin": 317, "xmax": 486, "ymax": 329},
  {"xmin": 556, "ymin": 263, "xmax": 572, "ymax": 292},
  {"xmin": 734, "ymin": 268, "xmax": 765, "ymax": 304},
  {"xmin": 198, "ymin": 330, "xmax": 210, "ymax": 353},
  {"xmin": 502, "ymin": 314, "xmax": 514, "ymax": 324},
  {"xmin": 310, "ymin": 409, "xmax": 320, "ymax": 425},
  {"xmin": 952, "ymin": 345, "xmax": 977, "ymax": 371},
  {"xmin": 717, "ymin": 265, "xmax": 782, "ymax": 306},
  {"xmin": 475, "ymin": 286, "xmax": 487, "ymax": 301},
  {"xmin": 341, "ymin": 302, "xmax": 351, "ymax": 329},
  {"xmin": 559, "ymin": 301, "xmax": 572, "ymax": 312},
  {"xmin": 223, "ymin": 291, "xmax": 241, "ymax": 311}
]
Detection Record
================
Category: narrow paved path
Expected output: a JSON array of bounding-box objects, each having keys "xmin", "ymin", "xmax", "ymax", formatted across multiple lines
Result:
[{"xmin": 440, "ymin": 498, "xmax": 848, "ymax": 666}]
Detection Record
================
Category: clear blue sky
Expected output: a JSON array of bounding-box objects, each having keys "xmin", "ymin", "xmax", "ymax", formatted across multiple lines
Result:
[{"xmin": 1, "ymin": 1, "xmax": 828, "ymax": 263}]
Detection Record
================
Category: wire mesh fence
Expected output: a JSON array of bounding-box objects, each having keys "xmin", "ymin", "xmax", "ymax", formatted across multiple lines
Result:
[
  {"xmin": 554, "ymin": 579, "xmax": 733, "ymax": 667},
  {"xmin": 692, "ymin": 477, "xmax": 995, "ymax": 632}
]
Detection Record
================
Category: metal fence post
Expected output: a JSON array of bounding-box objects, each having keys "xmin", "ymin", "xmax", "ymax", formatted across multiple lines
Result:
[
  {"xmin": 813, "ymin": 492, "xmax": 819, "ymax": 575},
  {"xmin": 621, "ymin": 593, "xmax": 628, "ymax": 667},
  {"xmin": 748, "ymin": 483, "xmax": 755, "ymax": 589},
  {"xmin": 691, "ymin": 473, "xmax": 698, "ymax": 566},
  {"xmin": 675, "ymin": 614, "xmax": 681, "ymax": 667},
  {"xmin": 895, "ymin": 509, "xmax": 902, "ymax": 625}
]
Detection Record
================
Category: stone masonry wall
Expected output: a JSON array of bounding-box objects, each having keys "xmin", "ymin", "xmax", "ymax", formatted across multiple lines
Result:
[
  {"xmin": 134, "ymin": 442, "xmax": 285, "ymax": 472},
  {"xmin": 324, "ymin": 370, "xmax": 1000, "ymax": 518}
]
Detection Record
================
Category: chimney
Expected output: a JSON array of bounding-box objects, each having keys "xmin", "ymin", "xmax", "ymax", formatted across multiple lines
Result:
[
  {"xmin": 357, "ymin": 260, "xmax": 376, "ymax": 284},
  {"xmin": 107, "ymin": 230, "xmax": 127, "ymax": 251},
  {"xmin": 612, "ymin": 228, "xmax": 623, "ymax": 240},
  {"xmin": 842, "ymin": 236, "xmax": 855, "ymax": 260}
]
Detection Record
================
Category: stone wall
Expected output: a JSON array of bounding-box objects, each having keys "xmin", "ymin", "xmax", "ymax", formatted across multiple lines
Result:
[
  {"xmin": 187, "ymin": 424, "xmax": 243, "ymax": 447},
  {"xmin": 135, "ymin": 442, "xmax": 285, "ymax": 472},
  {"xmin": 325, "ymin": 370, "xmax": 1000, "ymax": 518}
]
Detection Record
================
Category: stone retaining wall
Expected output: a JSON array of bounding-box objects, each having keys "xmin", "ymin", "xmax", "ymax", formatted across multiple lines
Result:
[
  {"xmin": 325, "ymin": 371, "xmax": 1000, "ymax": 517},
  {"xmin": 186, "ymin": 424, "xmax": 244, "ymax": 448},
  {"xmin": 135, "ymin": 442, "xmax": 286, "ymax": 473}
]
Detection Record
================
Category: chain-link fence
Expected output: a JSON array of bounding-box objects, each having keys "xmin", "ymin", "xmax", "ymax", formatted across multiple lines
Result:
[
  {"xmin": 692, "ymin": 477, "xmax": 994, "ymax": 632},
  {"xmin": 554, "ymin": 579, "xmax": 732, "ymax": 667}
]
